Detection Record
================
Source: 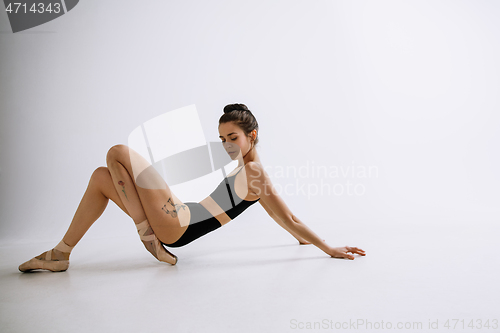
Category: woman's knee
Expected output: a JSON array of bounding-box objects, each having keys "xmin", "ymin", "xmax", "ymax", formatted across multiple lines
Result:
[
  {"xmin": 91, "ymin": 167, "xmax": 111, "ymax": 184},
  {"xmin": 106, "ymin": 144, "xmax": 128, "ymax": 164}
]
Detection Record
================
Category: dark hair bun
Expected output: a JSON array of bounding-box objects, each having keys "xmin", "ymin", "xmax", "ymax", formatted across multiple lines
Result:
[
  {"xmin": 223, "ymin": 103, "xmax": 249, "ymax": 114},
  {"xmin": 220, "ymin": 103, "xmax": 259, "ymax": 147}
]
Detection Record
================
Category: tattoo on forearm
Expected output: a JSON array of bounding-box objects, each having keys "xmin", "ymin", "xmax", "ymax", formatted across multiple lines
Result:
[
  {"xmin": 161, "ymin": 197, "xmax": 186, "ymax": 218},
  {"xmin": 117, "ymin": 180, "xmax": 129, "ymax": 201}
]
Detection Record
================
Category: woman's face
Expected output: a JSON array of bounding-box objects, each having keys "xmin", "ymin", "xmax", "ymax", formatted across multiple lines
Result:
[{"xmin": 218, "ymin": 122, "xmax": 252, "ymax": 160}]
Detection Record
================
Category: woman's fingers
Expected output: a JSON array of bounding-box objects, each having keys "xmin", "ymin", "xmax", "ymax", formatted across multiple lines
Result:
[
  {"xmin": 346, "ymin": 246, "xmax": 366, "ymax": 255},
  {"xmin": 328, "ymin": 246, "xmax": 365, "ymax": 260},
  {"xmin": 340, "ymin": 246, "xmax": 365, "ymax": 259}
]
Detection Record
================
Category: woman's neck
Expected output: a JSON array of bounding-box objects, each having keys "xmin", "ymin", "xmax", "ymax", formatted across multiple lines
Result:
[{"xmin": 238, "ymin": 145, "xmax": 260, "ymax": 167}]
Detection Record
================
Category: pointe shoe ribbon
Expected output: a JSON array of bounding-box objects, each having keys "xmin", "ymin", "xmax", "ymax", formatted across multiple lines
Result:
[
  {"xmin": 136, "ymin": 220, "xmax": 178, "ymax": 265},
  {"xmin": 18, "ymin": 250, "xmax": 69, "ymax": 272}
]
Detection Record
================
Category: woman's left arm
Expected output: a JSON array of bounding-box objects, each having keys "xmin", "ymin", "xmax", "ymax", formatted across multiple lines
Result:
[{"xmin": 246, "ymin": 162, "xmax": 365, "ymax": 259}]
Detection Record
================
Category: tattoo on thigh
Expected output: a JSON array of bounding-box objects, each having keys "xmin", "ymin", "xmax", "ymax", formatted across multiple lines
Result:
[
  {"xmin": 117, "ymin": 180, "xmax": 129, "ymax": 201},
  {"xmin": 161, "ymin": 197, "xmax": 186, "ymax": 218}
]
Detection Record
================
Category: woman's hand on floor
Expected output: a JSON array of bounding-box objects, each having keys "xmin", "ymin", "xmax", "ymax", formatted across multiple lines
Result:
[{"xmin": 327, "ymin": 246, "xmax": 366, "ymax": 260}]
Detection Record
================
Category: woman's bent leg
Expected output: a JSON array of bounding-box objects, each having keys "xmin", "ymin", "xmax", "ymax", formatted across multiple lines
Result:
[
  {"xmin": 105, "ymin": 149, "xmax": 177, "ymax": 264},
  {"xmin": 105, "ymin": 145, "xmax": 191, "ymax": 242},
  {"xmin": 19, "ymin": 164, "xmax": 175, "ymax": 272},
  {"xmin": 63, "ymin": 165, "xmax": 175, "ymax": 263}
]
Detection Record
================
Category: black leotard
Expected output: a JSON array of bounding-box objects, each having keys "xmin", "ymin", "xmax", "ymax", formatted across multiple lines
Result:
[{"xmin": 162, "ymin": 166, "xmax": 260, "ymax": 248}]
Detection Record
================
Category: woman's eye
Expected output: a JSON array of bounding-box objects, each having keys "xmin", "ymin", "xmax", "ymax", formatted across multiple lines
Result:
[{"xmin": 220, "ymin": 138, "xmax": 237, "ymax": 142}]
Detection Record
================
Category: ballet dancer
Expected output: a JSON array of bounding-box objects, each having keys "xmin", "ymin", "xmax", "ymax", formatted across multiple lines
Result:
[{"xmin": 19, "ymin": 103, "xmax": 365, "ymax": 272}]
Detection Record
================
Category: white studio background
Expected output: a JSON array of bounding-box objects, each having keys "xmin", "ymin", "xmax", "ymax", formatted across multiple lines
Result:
[{"xmin": 0, "ymin": 0, "xmax": 499, "ymax": 247}]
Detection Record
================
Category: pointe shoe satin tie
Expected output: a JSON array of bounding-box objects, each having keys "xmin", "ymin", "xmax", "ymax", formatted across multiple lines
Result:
[
  {"xmin": 18, "ymin": 249, "xmax": 70, "ymax": 272},
  {"xmin": 136, "ymin": 219, "xmax": 178, "ymax": 265}
]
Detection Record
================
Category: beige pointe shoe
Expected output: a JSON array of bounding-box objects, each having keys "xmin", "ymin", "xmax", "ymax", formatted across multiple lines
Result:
[
  {"xmin": 18, "ymin": 249, "xmax": 70, "ymax": 272},
  {"xmin": 136, "ymin": 219, "xmax": 178, "ymax": 265}
]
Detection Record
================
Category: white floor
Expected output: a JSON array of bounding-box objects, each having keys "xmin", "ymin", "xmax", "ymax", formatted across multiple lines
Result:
[{"xmin": 1, "ymin": 218, "xmax": 498, "ymax": 333}]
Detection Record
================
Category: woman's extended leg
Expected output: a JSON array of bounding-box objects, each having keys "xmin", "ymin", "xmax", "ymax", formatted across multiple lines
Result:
[
  {"xmin": 62, "ymin": 167, "xmax": 131, "ymax": 246},
  {"xmin": 19, "ymin": 154, "xmax": 178, "ymax": 272},
  {"xmin": 19, "ymin": 166, "xmax": 133, "ymax": 272},
  {"xmin": 64, "ymin": 165, "xmax": 176, "ymax": 264}
]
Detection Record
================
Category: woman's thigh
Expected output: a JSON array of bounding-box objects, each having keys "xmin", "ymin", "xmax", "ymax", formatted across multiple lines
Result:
[{"xmin": 106, "ymin": 144, "xmax": 191, "ymax": 243}]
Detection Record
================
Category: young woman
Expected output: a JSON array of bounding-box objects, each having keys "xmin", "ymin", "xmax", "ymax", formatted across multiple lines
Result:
[{"xmin": 19, "ymin": 104, "xmax": 365, "ymax": 272}]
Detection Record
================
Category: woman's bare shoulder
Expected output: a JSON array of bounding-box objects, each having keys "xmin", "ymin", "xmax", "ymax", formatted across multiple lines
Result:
[{"xmin": 245, "ymin": 161, "xmax": 263, "ymax": 171}]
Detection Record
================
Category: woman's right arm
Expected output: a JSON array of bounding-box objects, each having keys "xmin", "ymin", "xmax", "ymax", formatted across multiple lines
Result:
[
  {"xmin": 248, "ymin": 161, "xmax": 366, "ymax": 259},
  {"xmin": 259, "ymin": 200, "xmax": 311, "ymax": 244}
]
